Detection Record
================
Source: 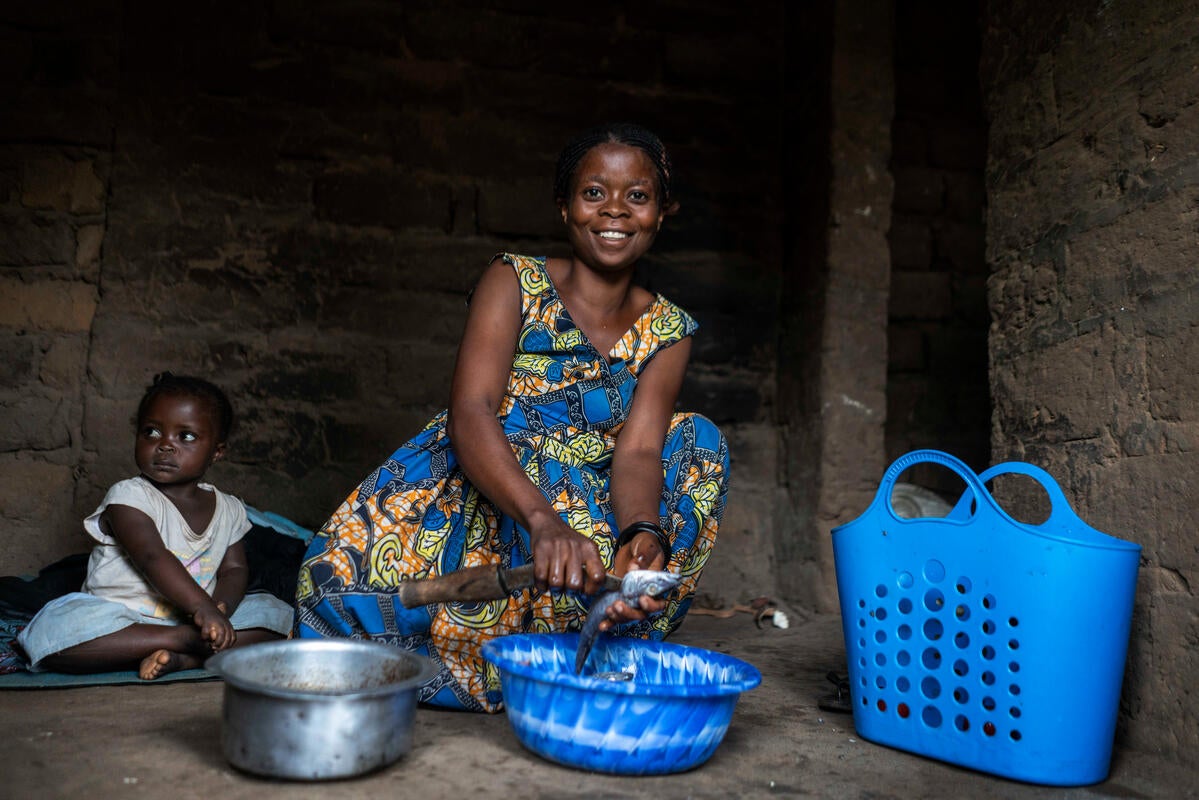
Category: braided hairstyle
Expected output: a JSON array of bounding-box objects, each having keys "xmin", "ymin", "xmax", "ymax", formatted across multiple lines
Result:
[
  {"xmin": 136, "ymin": 372, "xmax": 235, "ymax": 441},
  {"xmin": 553, "ymin": 122, "xmax": 674, "ymax": 210}
]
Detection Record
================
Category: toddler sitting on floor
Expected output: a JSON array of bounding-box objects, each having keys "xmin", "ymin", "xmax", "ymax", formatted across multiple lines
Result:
[{"xmin": 18, "ymin": 373, "xmax": 292, "ymax": 679}]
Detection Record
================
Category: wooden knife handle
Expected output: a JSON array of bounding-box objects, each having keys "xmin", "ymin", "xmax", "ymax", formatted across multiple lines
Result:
[
  {"xmin": 396, "ymin": 563, "xmax": 623, "ymax": 608},
  {"xmin": 397, "ymin": 563, "xmax": 537, "ymax": 608}
]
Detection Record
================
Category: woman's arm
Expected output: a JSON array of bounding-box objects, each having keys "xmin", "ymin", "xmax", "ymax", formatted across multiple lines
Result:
[
  {"xmin": 447, "ymin": 258, "xmax": 607, "ymax": 595},
  {"xmin": 610, "ymin": 335, "xmax": 691, "ymax": 551},
  {"xmin": 601, "ymin": 335, "xmax": 692, "ymax": 630},
  {"xmin": 103, "ymin": 504, "xmax": 234, "ymax": 649}
]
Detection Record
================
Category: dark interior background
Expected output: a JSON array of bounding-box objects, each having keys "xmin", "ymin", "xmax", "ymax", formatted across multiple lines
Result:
[{"xmin": 10, "ymin": 0, "xmax": 1196, "ymax": 770}]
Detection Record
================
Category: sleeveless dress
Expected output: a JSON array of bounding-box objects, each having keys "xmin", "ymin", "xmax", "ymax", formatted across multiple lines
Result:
[{"xmin": 294, "ymin": 253, "xmax": 730, "ymax": 711}]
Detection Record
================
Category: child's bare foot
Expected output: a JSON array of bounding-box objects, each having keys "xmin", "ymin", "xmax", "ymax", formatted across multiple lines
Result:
[{"xmin": 139, "ymin": 649, "xmax": 202, "ymax": 680}]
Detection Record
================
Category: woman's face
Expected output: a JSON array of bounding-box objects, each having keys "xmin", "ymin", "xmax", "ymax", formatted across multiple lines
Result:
[{"xmin": 559, "ymin": 143, "xmax": 665, "ymax": 273}]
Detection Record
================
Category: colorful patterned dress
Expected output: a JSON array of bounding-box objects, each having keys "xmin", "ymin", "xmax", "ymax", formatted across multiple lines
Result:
[{"xmin": 294, "ymin": 253, "xmax": 730, "ymax": 711}]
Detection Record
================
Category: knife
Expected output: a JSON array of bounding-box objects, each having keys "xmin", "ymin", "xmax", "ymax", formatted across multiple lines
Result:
[{"xmin": 396, "ymin": 562, "xmax": 623, "ymax": 608}]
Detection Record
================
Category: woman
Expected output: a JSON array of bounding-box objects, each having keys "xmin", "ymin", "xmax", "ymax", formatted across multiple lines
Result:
[{"xmin": 295, "ymin": 123, "xmax": 730, "ymax": 711}]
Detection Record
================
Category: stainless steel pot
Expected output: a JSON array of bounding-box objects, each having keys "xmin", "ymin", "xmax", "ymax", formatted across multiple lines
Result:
[{"xmin": 205, "ymin": 639, "xmax": 437, "ymax": 780}]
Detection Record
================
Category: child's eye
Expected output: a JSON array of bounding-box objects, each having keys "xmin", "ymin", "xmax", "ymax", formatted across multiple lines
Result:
[
  {"xmin": 142, "ymin": 426, "xmax": 161, "ymax": 439},
  {"xmin": 180, "ymin": 432, "xmax": 197, "ymax": 443}
]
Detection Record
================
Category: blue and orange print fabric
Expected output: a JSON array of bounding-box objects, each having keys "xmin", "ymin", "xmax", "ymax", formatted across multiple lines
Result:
[{"xmin": 294, "ymin": 253, "xmax": 730, "ymax": 711}]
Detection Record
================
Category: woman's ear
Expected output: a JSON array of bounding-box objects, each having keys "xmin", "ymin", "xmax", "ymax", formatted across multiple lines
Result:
[
  {"xmin": 663, "ymin": 199, "xmax": 681, "ymax": 216},
  {"xmin": 558, "ymin": 201, "xmax": 568, "ymax": 223}
]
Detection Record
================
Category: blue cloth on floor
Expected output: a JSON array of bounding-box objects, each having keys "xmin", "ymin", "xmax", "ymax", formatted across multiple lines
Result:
[
  {"xmin": 0, "ymin": 667, "xmax": 218, "ymax": 688},
  {"xmin": 18, "ymin": 591, "xmax": 294, "ymax": 670},
  {"xmin": 246, "ymin": 506, "xmax": 314, "ymax": 543},
  {"xmin": 0, "ymin": 509, "xmax": 310, "ymax": 681}
]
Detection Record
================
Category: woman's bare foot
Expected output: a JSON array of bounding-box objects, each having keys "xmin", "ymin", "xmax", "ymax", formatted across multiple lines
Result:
[{"xmin": 139, "ymin": 649, "xmax": 202, "ymax": 680}]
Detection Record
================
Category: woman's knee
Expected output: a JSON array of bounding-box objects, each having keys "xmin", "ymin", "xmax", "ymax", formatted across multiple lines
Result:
[{"xmin": 665, "ymin": 412, "xmax": 729, "ymax": 471}]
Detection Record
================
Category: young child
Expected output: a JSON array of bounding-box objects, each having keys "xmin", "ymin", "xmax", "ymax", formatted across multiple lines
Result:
[
  {"xmin": 18, "ymin": 373, "xmax": 293, "ymax": 679},
  {"xmin": 295, "ymin": 123, "xmax": 731, "ymax": 711}
]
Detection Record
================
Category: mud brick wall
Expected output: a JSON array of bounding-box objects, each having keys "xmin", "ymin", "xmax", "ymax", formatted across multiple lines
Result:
[
  {"xmin": 0, "ymin": 0, "xmax": 786, "ymax": 605},
  {"xmin": 982, "ymin": 0, "xmax": 1199, "ymax": 767},
  {"xmin": 776, "ymin": 1, "xmax": 894, "ymax": 611},
  {"xmin": 887, "ymin": 1, "xmax": 990, "ymax": 488}
]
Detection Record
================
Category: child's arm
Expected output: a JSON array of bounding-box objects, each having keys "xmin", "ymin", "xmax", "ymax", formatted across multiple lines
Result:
[
  {"xmin": 210, "ymin": 540, "xmax": 249, "ymax": 618},
  {"xmin": 103, "ymin": 503, "xmax": 235, "ymax": 650}
]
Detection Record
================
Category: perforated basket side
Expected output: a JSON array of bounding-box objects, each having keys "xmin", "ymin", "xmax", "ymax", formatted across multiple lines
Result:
[{"xmin": 831, "ymin": 452, "xmax": 1140, "ymax": 786}]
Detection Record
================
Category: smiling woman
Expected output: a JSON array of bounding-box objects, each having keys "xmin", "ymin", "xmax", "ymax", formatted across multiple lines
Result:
[
  {"xmin": 294, "ymin": 123, "xmax": 731, "ymax": 716},
  {"xmin": 559, "ymin": 143, "xmax": 665, "ymax": 278}
]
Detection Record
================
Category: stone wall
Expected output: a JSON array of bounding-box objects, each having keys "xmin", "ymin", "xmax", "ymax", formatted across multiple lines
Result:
[
  {"xmin": 0, "ymin": 1, "xmax": 786, "ymax": 606},
  {"xmin": 776, "ymin": 0, "xmax": 893, "ymax": 612},
  {"xmin": 887, "ymin": 1, "xmax": 990, "ymax": 489},
  {"xmin": 982, "ymin": 0, "xmax": 1199, "ymax": 767}
]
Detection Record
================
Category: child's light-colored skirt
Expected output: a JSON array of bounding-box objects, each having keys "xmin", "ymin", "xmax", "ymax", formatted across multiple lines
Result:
[{"xmin": 17, "ymin": 592, "xmax": 294, "ymax": 670}]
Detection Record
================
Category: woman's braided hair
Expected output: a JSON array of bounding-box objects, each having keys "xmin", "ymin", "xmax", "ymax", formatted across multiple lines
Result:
[
  {"xmin": 553, "ymin": 122, "xmax": 674, "ymax": 209},
  {"xmin": 137, "ymin": 372, "xmax": 235, "ymax": 441}
]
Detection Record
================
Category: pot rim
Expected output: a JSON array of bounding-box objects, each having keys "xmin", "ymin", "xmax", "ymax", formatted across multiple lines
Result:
[{"xmin": 205, "ymin": 638, "xmax": 438, "ymax": 701}]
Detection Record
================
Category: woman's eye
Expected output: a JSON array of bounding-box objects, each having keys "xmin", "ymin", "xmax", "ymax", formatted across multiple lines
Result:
[
  {"xmin": 629, "ymin": 190, "xmax": 649, "ymax": 202},
  {"xmin": 582, "ymin": 187, "xmax": 602, "ymax": 200}
]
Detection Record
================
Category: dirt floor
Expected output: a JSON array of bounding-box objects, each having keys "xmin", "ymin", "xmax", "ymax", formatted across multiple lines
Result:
[{"xmin": 5, "ymin": 612, "xmax": 1193, "ymax": 800}]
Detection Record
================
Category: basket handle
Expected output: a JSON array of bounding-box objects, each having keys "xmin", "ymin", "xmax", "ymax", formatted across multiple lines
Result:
[
  {"xmin": 975, "ymin": 461, "xmax": 1072, "ymax": 523},
  {"xmin": 971, "ymin": 461, "xmax": 1135, "ymax": 548},
  {"xmin": 872, "ymin": 449, "xmax": 990, "ymax": 525},
  {"xmin": 868, "ymin": 450, "xmax": 1138, "ymax": 550}
]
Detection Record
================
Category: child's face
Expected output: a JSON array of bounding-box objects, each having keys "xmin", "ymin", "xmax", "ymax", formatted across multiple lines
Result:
[
  {"xmin": 134, "ymin": 393, "xmax": 226, "ymax": 487},
  {"xmin": 559, "ymin": 143, "xmax": 666, "ymax": 272}
]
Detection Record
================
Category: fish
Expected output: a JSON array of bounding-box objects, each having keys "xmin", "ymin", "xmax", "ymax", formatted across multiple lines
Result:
[{"xmin": 574, "ymin": 569, "xmax": 682, "ymax": 674}]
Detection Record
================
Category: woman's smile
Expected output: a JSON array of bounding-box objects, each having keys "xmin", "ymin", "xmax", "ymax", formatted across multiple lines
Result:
[{"xmin": 560, "ymin": 143, "xmax": 665, "ymax": 272}]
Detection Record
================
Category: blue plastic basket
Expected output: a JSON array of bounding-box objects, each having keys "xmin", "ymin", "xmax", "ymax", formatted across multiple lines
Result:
[{"xmin": 831, "ymin": 450, "xmax": 1140, "ymax": 786}]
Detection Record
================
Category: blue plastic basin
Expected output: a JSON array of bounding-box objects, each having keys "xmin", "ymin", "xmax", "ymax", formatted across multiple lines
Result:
[{"xmin": 482, "ymin": 632, "xmax": 761, "ymax": 775}]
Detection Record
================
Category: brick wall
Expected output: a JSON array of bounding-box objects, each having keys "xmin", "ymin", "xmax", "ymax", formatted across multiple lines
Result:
[
  {"xmin": 886, "ymin": 1, "xmax": 990, "ymax": 492},
  {"xmin": 982, "ymin": 0, "xmax": 1199, "ymax": 767},
  {"xmin": 0, "ymin": 1, "xmax": 786, "ymax": 607},
  {"xmin": 776, "ymin": 1, "xmax": 894, "ymax": 611}
]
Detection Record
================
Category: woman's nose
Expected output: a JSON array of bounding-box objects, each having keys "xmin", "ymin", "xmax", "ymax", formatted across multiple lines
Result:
[{"xmin": 600, "ymin": 199, "xmax": 629, "ymax": 217}]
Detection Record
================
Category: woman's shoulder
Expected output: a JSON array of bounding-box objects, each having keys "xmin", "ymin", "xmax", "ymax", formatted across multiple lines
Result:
[
  {"xmin": 490, "ymin": 252, "xmax": 554, "ymax": 297},
  {"xmin": 645, "ymin": 293, "xmax": 699, "ymax": 340}
]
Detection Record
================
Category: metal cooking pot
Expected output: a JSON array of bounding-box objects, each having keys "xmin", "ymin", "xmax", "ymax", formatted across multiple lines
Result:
[{"xmin": 205, "ymin": 639, "xmax": 437, "ymax": 780}]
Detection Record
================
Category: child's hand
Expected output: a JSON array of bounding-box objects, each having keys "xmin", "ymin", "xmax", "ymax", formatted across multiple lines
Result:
[{"xmin": 193, "ymin": 604, "xmax": 236, "ymax": 652}]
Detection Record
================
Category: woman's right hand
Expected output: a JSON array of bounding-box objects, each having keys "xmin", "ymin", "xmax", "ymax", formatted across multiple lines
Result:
[{"xmin": 527, "ymin": 511, "xmax": 607, "ymax": 596}]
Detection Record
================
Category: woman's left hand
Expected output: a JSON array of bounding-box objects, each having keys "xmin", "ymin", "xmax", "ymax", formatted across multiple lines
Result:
[{"xmin": 599, "ymin": 531, "xmax": 669, "ymax": 631}]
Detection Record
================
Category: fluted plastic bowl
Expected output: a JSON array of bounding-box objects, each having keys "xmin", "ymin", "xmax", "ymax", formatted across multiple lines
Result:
[{"xmin": 481, "ymin": 632, "xmax": 761, "ymax": 774}]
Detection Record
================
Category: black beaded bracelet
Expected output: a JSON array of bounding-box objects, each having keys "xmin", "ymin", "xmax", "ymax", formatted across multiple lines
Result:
[{"xmin": 616, "ymin": 520, "xmax": 672, "ymax": 562}]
